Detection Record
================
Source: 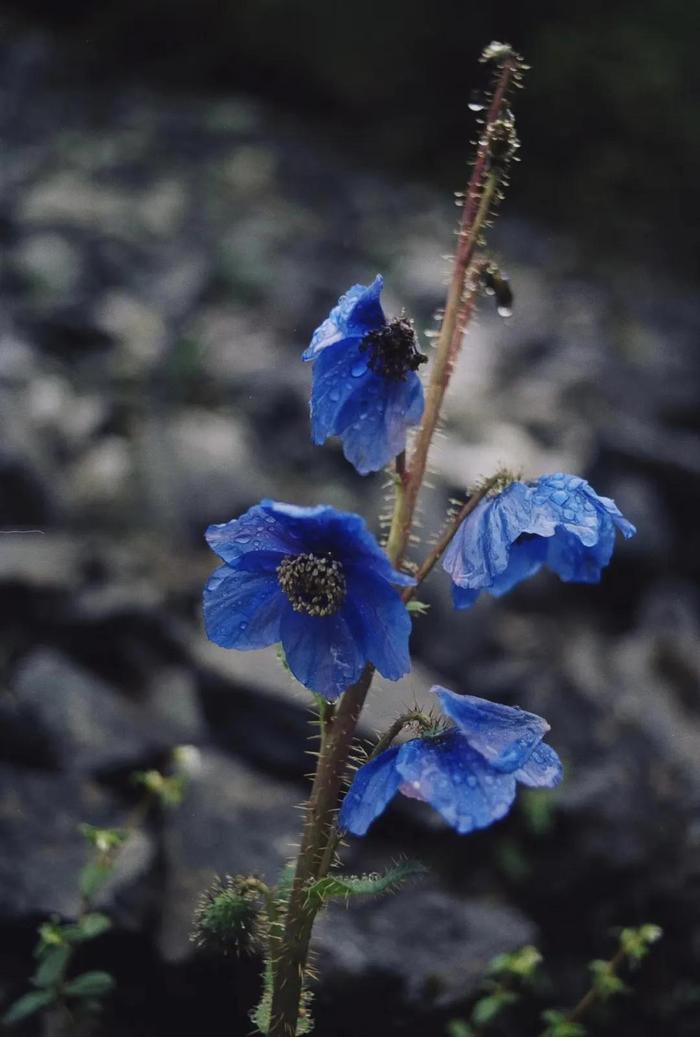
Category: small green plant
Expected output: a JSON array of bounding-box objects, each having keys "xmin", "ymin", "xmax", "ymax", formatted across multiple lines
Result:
[{"xmin": 2, "ymin": 749, "xmax": 193, "ymax": 1029}]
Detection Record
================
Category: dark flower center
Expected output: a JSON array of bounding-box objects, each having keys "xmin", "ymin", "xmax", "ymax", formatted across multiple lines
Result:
[
  {"xmin": 359, "ymin": 318, "xmax": 427, "ymax": 381},
  {"xmin": 277, "ymin": 553, "xmax": 347, "ymax": 617}
]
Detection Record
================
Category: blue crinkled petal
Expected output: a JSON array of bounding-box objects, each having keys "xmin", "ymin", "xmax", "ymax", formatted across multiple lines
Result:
[
  {"xmin": 513, "ymin": 741, "xmax": 563, "ymax": 788},
  {"xmin": 433, "ymin": 687, "xmax": 549, "ymax": 773},
  {"xmin": 526, "ymin": 474, "xmax": 636, "ymax": 548},
  {"xmin": 303, "ymin": 276, "xmax": 385, "ymax": 361},
  {"xmin": 338, "ymin": 745, "xmax": 403, "ymax": 836},
  {"xmin": 203, "ymin": 564, "xmax": 285, "ymax": 649},
  {"xmin": 342, "ymin": 565, "xmax": 412, "ymax": 681},
  {"xmin": 333, "ymin": 373, "xmax": 421, "ymax": 475},
  {"xmin": 308, "ymin": 337, "xmax": 371, "ymax": 445},
  {"xmin": 396, "ymin": 732, "xmax": 517, "ymax": 834},
  {"xmin": 449, "ymin": 532, "xmax": 546, "ymax": 609},
  {"xmin": 489, "ymin": 536, "xmax": 548, "ymax": 596},
  {"xmin": 442, "ymin": 482, "xmax": 533, "ymax": 590},
  {"xmin": 545, "ymin": 523, "xmax": 614, "ymax": 583},
  {"xmin": 280, "ymin": 607, "xmax": 365, "ymax": 700},
  {"xmin": 205, "ymin": 502, "xmax": 298, "ymax": 567}
]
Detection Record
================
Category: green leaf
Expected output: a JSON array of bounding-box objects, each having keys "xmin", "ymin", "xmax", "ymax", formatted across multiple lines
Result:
[
  {"xmin": 77, "ymin": 912, "xmax": 112, "ymax": 941},
  {"xmin": 619, "ymin": 923, "xmax": 663, "ymax": 964},
  {"xmin": 63, "ymin": 971, "xmax": 115, "ymax": 999},
  {"xmin": 471, "ymin": 991, "xmax": 517, "ymax": 1026},
  {"xmin": 79, "ymin": 861, "xmax": 114, "ymax": 899},
  {"xmin": 446, "ymin": 1021, "xmax": 474, "ymax": 1037},
  {"xmin": 79, "ymin": 824, "xmax": 127, "ymax": 853},
  {"xmin": 406, "ymin": 599, "xmax": 430, "ymax": 614},
  {"xmin": 540, "ymin": 1009, "xmax": 587, "ymax": 1037},
  {"xmin": 305, "ymin": 860, "xmax": 427, "ymax": 908},
  {"xmin": 589, "ymin": 959, "xmax": 629, "ymax": 999},
  {"xmin": 488, "ymin": 944, "xmax": 542, "ymax": 981},
  {"xmin": 33, "ymin": 945, "xmax": 71, "ymax": 988},
  {"xmin": 2, "ymin": 989, "xmax": 55, "ymax": 1025}
]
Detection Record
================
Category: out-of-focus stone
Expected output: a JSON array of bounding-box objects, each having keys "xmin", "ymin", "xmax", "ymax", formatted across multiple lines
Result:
[{"xmin": 315, "ymin": 889, "xmax": 536, "ymax": 1006}]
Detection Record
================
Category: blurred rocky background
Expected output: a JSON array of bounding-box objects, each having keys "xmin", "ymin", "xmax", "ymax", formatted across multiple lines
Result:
[{"xmin": 0, "ymin": 4, "xmax": 699, "ymax": 1036}]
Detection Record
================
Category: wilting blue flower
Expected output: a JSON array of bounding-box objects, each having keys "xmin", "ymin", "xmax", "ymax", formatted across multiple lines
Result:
[
  {"xmin": 203, "ymin": 500, "xmax": 414, "ymax": 700},
  {"xmin": 442, "ymin": 473, "xmax": 636, "ymax": 609},
  {"xmin": 303, "ymin": 275, "xmax": 426, "ymax": 475},
  {"xmin": 339, "ymin": 687, "xmax": 562, "ymax": 836}
]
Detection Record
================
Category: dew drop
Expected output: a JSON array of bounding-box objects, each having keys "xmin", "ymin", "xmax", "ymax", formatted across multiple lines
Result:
[
  {"xmin": 497, "ymin": 305, "xmax": 512, "ymax": 318},
  {"xmin": 239, "ymin": 621, "xmax": 248, "ymax": 630},
  {"xmin": 329, "ymin": 388, "xmax": 341, "ymax": 402},
  {"xmin": 351, "ymin": 360, "xmax": 368, "ymax": 377},
  {"xmin": 468, "ymin": 90, "xmax": 487, "ymax": 112},
  {"xmin": 235, "ymin": 534, "xmax": 252, "ymax": 544}
]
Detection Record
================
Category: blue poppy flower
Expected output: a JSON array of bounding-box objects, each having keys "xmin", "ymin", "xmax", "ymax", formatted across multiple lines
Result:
[
  {"xmin": 442, "ymin": 474, "xmax": 636, "ymax": 609},
  {"xmin": 303, "ymin": 275, "xmax": 426, "ymax": 475},
  {"xmin": 339, "ymin": 687, "xmax": 562, "ymax": 836},
  {"xmin": 203, "ymin": 500, "xmax": 414, "ymax": 700}
]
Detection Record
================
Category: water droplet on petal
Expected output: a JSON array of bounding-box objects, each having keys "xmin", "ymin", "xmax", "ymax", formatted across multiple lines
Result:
[
  {"xmin": 239, "ymin": 621, "xmax": 248, "ymax": 630},
  {"xmin": 235, "ymin": 534, "xmax": 252, "ymax": 544},
  {"xmin": 329, "ymin": 388, "xmax": 341, "ymax": 402},
  {"xmin": 351, "ymin": 359, "xmax": 368, "ymax": 377}
]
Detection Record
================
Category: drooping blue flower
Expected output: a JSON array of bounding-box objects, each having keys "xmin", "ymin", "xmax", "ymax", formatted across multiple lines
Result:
[
  {"xmin": 303, "ymin": 275, "xmax": 426, "ymax": 475},
  {"xmin": 203, "ymin": 500, "xmax": 414, "ymax": 700},
  {"xmin": 442, "ymin": 473, "xmax": 636, "ymax": 609},
  {"xmin": 339, "ymin": 687, "xmax": 562, "ymax": 836}
]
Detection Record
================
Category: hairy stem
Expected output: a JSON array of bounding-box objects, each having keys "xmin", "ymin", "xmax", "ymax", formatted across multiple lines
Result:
[
  {"xmin": 268, "ymin": 666, "xmax": 373, "ymax": 1036},
  {"xmin": 267, "ymin": 50, "xmax": 523, "ymax": 1037}
]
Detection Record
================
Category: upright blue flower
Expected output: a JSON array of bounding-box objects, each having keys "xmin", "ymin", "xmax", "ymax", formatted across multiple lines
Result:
[
  {"xmin": 442, "ymin": 473, "xmax": 636, "ymax": 609},
  {"xmin": 339, "ymin": 687, "xmax": 562, "ymax": 836},
  {"xmin": 303, "ymin": 275, "xmax": 426, "ymax": 475},
  {"xmin": 203, "ymin": 500, "xmax": 414, "ymax": 700}
]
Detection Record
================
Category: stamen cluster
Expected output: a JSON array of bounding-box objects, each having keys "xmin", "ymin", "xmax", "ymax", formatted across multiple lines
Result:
[
  {"xmin": 360, "ymin": 318, "xmax": 427, "ymax": 381},
  {"xmin": 277, "ymin": 553, "xmax": 347, "ymax": 617}
]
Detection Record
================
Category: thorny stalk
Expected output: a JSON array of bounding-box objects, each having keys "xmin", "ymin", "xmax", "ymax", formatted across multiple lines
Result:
[{"xmin": 268, "ymin": 45, "xmax": 524, "ymax": 1037}]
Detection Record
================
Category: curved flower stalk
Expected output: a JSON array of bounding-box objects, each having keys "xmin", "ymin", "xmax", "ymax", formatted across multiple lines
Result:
[
  {"xmin": 303, "ymin": 275, "xmax": 426, "ymax": 474},
  {"xmin": 442, "ymin": 474, "xmax": 636, "ymax": 608},
  {"xmin": 204, "ymin": 500, "xmax": 414, "ymax": 698},
  {"xmin": 340, "ymin": 687, "xmax": 562, "ymax": 835}
]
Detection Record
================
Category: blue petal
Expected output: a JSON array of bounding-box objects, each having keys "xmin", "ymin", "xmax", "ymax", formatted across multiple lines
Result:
[
  {"xmin": 442, "ymin": 482, "xmax": 533, "ymax": 590},
  {"xmin": 335, "ymin": 372, "xmax": 424, "ymax": 475},
  {"xmin": 308, "ymin": 338, "xmax": 372, "ymax": 444},
  {"xmin": 205, "ymin": 502, "xmax": 298, "ymax": 567},
  {"xmin": 280, "ymin": 608, "xmax": 365, "ymax": 700},
  {"xmin": 452, "ymin": 584, "xmax": 480, "ymax": 610},
  {"xmin": 268, "ymin": 504, "xmax": 413, "ymax": 588},
  {"xmin": 396, "ymin": 732, "xmax": 517, "ymax": 834},
  {"xmin": 545, "ymin": 524, "xmax": 614, "ymax": 583},
  {"xmin": 303, "ymin": 276, "xmax": 385, "ymax": 361},
  {"xmin": 526, "ymin": 474, "xmax": 635, "ymax": 547},
  {"xmin": 343, "ymin": 566, "xmax": 412, "ymax": 681},
  {"xmin": 203, "ymin": 564, "xmax": 285, "ymax": 649},
  {"xmin": 490, "ymin": 536, "xmax": 548, "ymax": 596},
  {"xmin": 433, "ymin": 687, "xmax": 549, "ymax": 773},
  {"xmin": 513, "ymin": 741, "xmax": 563, "ymax": 788},
  {"xmin": 338, "ymin": 745, "xmax": 403, "ymax": 836}
]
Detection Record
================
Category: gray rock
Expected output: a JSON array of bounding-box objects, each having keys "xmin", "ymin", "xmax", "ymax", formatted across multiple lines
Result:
[
  {"xmin": 0, "ymin": 764, "xmax": 153, "ymax": 922},
  {"xmin": 2, "ymin": 648, "xmax": 184, "ymax": 773},
  {"xmin": 315, "ymin": 888, "xmax": 536, "ymax": 1006}
]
